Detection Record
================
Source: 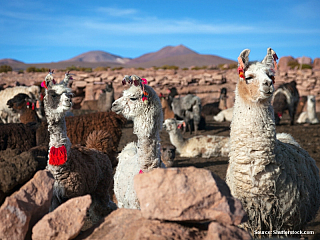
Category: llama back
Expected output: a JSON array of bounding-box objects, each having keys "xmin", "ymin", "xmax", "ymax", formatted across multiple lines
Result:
[
  {"xmin": 114, "ymin": 142, "xmax": 140, "ymax": 209},
  {"xmin": 50, "ymin": 145, "xmax": 113, "ymax": 200},
  {"xmin": 274, "ymin": 140, "xmax": 320, "ymax": 226}
]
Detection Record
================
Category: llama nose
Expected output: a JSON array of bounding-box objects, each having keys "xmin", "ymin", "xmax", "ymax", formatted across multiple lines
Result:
[{"xmin": 263, "ymin": 80, "xmax": 272, "ymax": 87}]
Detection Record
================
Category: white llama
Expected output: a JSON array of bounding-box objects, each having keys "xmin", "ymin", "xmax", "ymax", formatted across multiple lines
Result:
[
  {"xmin": 226, "ymin": 48, "xmax": 320, "ymax": 238},
  {"xmin": 297, "ymin": 95, "xmax": 319, "ymax": 124},
  {"xmin": 43, "ymin": 71, "xmax": 115, "ymax": 230},
  {"xmin": 111, "ymin": 75, "xmax": 164, "ymax": 209},
  {"xmin": 163, "ymin": 118, "xmax": 229, "ymax": 158},
  {"xmin": 213, "ymin": 107, "xmax": 233, "ymax": 122}
]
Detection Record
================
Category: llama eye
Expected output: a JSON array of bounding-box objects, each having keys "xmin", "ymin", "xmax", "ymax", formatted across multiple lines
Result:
[
  {"xmin": 130, "ymin": 97, "xmax": 138, "ymax": 101},
  {"xmin": 245, "ymin": 76, "xmax": 254, "ymax": 80},
  {"xmin": 52, "ymin": 94, "xmax": 57, "ymax": 98}
]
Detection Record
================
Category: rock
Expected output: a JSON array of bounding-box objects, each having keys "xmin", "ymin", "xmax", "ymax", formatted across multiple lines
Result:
[
  {"xmin": 134, "ymin": 166, "xmax": 247, "ymax": 225},
  {"xmin": 72, "ymin": 96, "xmax": 85, "ymax": 109},
  {"xmin": 83, "ymin": 208, "xmax": 206, "ymax": 240},
  {"xmin": 81, "ymin": 100, "xmax": 98, "ymax": 111},
  {"xmin": 72, "ymin": 81, "xmax": 87, "ymax": 88},
  {"xmin": 278, "ymin": 56, "xmax": 296, "ymax": 72},
  {"xmin": 205, "ymin": 222, "xmax": 252, "ymax": 240},
  {"xmin": 296, "ymin": 56, "xmax": 312, "ymax": 65},
  {"xmin": 84, "ymin": 83, "xmax": 95, "ymax": 101},
  {"xmin": 32, "ymin": 195, "xmax": 92, "ymax": 240},
  {"xmin": 313, "ymin": 58, "xmax": 320, "ymax": 70},
  {"xmin": 0, "ymin": 170, "xmax": 54, "ymax": 240}
]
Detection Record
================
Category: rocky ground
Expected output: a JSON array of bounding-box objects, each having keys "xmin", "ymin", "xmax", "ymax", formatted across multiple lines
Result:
[
  {"xmin": 118, "ymin": 112, "xmax": 320, "ymax": 240},
  {"xmin": 1, "ymin": 68, "xmax": 320, "ymax": 239}
]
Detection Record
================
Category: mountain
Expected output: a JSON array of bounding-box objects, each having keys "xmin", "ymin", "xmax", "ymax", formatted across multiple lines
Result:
[
  {"xmin": 63, "ymin": 50, "xmax": 131, "ymax": 64},
  {"xmin": 127, "ymin": 45, "xmax": 198, "ymax": 64},
  {"xmin": 0, "ymin": 59, "xmax": 24, "ymax": 65},
  {"xmin": 0, "ymin": 45, "xmax": 236, "ymax": 70}
]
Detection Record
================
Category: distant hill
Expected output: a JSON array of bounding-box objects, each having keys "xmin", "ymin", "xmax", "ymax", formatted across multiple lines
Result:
[
  {"xmin": 0, "ymin": 45, "xmax": 236, "ymax": 70},
  {"xmin": 63, "ymin": 50, "xmax": 131, "ymax": 64},
  {"xmin": 126, "ymin": 53, "xmax": 235, "ymax": 68},
  {"xmin": 127, "ymin": 45, "xmax": 197, "ymax": 64},
  {"xmin": 0, "ymin": 58, "xmax": 24, "ymax": 65}
]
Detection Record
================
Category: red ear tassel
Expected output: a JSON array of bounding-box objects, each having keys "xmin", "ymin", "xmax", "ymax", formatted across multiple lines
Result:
[
  {"xmin": 41, "ymin": 81, "xmax": 48, "ymax": 89},
  {"xmin": 237, "ymin": 56, "xmax": 245, "ymax": 79},
  {"xmin": 273, "ymin": 53, "xmax": 278, "ymax": 71},
  {"xmin": 32, "ymin": 102, "xmax": 35, "ymax": 110}
]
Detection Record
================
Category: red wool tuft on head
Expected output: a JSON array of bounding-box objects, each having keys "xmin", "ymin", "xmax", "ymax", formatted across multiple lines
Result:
[{"xmin": 49, "ymin": 145, "xmax": 67, "ymax": 166}]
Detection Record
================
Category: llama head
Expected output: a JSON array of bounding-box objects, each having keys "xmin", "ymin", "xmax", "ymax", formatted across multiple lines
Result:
[
  {"xmin": 308, "ymin": 95, "xmax": 316, "ymax": 106},
  {"xmin": 7, "ymin": 93, "xmax": 36, "ymax": 112},
  {"xmin": 43, "ymin": 71, "xmax": 73, "ymax": 122},
  {"xmin": 112, "ymin": 75, "xmax": 163, "ymax": 137},
  {"xmin": 236, "ymin": 48, "xmax": 277, "ymax": 103},
  {"xmin": 163, "ymin": 118, "xmax": 184, "ymax": 133}
]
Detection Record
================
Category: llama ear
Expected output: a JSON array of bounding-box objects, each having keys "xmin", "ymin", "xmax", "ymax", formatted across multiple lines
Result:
[
  {"xmin": 61, "ymin": 71, "xmax": 73, "ymax": 86},
  {"xmin": 262, "ymin": 47, "xmax": 278, "ymax": 71},
  {"xmin": 44, "ymin": 71, "xmax": 55, "ymax": 89},
  {"xmin": 238, "ymin": 49, "xmax": 250, "ymax": 69},
  {"xmin": 176, "ymin": 120, "xmax": 185, "ymax": 126}
]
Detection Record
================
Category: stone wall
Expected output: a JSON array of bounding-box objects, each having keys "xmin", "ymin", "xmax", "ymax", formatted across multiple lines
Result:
[{"xmin": 1, "ymin": 67, "xmax": 320, "ymax": 110}]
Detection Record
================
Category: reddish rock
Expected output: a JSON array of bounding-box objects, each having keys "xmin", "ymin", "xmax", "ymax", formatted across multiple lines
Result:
[
  {"xmin": 278, "ymin": 56, "xmax": 296, "ymax": 72},
  {"xmin": 83, "ymin": 208, "xmax": 206, "ymax": 240},
  {"xmin": 205, "ymin": 222, "xmax": 252, "ymax": 240},
  {"xmin": 134, "ymin": 167, "xmax": 247, "ymax": 225},
  {"xmin": 0, "ymin": 170, "xmax": 54, "ymax": 240},
  {"xmin": 296, "ymin": 56, "xmax": 312, "ymax": 65},
  {"xmin": 32, "ymin": 195, "xmax": 92, "ymax": 240},
  {"xmin": 313, "ymin": 58, "xmax": 320, "ymax": 70}
]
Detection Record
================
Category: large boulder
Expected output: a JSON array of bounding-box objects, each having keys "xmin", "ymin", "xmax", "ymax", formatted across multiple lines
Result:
[
  {"xmin": 0, "ymin": 170, "xmax": 54, "ymax": 240},
  {"xmin": 82, "ymin": 208, "xmax": 207, "ymax": 240},
  {"xmin": 32, "ymin": 195, "xmax": 92, "ymax": 240},
  {"xmin": 134, "ymin": 166, "xmax": 247, "ymax": 225}
]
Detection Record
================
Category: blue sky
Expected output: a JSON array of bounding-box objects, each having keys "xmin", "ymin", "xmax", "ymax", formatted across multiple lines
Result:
[{"xmin": 0, "ymin": 0, "xmax": 319, "ymax": 63}]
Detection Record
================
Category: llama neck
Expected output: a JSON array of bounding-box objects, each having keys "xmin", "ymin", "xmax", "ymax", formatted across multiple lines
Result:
[
  {"xmin": 168, "ymin": 129, "xmax": 185, "ymax": 152},
  {"xmin": 133, "ymin": 116, "xmax": 161, "ymax": 172},
  {"xmin": 307, "ymin": 101, "xmax": 317, "ymax": 119},
  {"xmin": 20, "ymin": 108, "xmax": 39, "ymax": 124},
  {"xmin": 229, "ymin": 93, "xmax": 276, "ymax": 167},
  {"xmin": 137, "ymin": 133, "xmax": 161, "ymax": 172},
  {"xmin": 47, "ymin": 117, "xmax": 71, "ymax": 153}
]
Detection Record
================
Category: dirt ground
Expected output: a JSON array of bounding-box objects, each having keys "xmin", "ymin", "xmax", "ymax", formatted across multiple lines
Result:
[{"xmin": 118, "ymin": 112, "xmax": 320, "ymax": 240}]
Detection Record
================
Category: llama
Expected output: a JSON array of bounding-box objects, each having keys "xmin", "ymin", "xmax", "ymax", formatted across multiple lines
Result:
[
  {"xmin": 160, "ymin": 95, "xmax": 175, "ymax": 120},
  {"xmin": 0, "ymin": 85, "xmax": 40, "ymax": 123},
  {"xmin": 171, "ymin": 94, "xmax": 202, "ymax": 134},
  {"xmin": 202, "ymin": 87, "xmax": 228, "ymax": 116},
  {"xmin": 297, "ymin": 95, "xmax": 319, "ymax": 124},
  {"xmin": 226, "ymin": 48, "xmax": 320, "ymax": 238},
  {"xmin": 272, "ymin": 80, "xmax": 299, "ymax": 125},
  {"xmin": 6, "ymin": 93, "xmax": 40, "ymax": 124},
  {"xmin": 163, "ymin": 118, "xmax": 229, "ymax": 158},
  {"xmin": 296, "ymin": 95, "xmax": 308, "ymax": 117},
  {"xmin": 111, "ymin": 75, "xmax": 164, "ymax": 209},
  {"xmin": 160, "ymin": 143, "xmax": 176, "ymax": 167},
  {"xmin": 97, "ymin": 82, "xmax": 115, "ymax": 112},
  {"xmin": 213, "ymin": 107, "xmax": 233, "ymax": 122},
  {"xmin": 43, "ymin": 71, "xmax": 115, "ymax": 229}
]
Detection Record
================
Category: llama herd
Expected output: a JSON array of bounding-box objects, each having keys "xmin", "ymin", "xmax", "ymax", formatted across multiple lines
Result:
[{"xmin": 0, "ymin": 47, "xmax": 320, "ymax": 239}]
